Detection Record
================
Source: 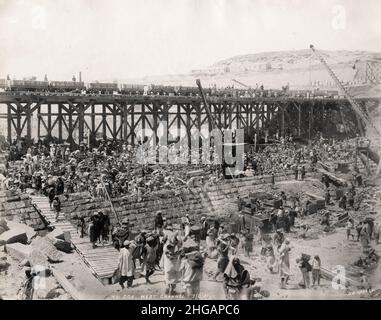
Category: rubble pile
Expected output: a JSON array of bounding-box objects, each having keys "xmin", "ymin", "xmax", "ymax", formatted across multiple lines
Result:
[{"xmin": 0, "ymin": 218, "xmax": 73, "ymax": 299}]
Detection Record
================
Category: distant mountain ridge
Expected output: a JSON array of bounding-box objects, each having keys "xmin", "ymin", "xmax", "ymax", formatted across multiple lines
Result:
[
  {"xmin": 117, "ymin": 49, "xmax": 381, "ymax": 89},
  {"xmin": 211, "ymin": 49, "xmax": 381, "ymax": 66}
]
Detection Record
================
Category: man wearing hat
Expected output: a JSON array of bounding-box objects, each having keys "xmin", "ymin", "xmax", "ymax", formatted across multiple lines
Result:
[{"xmin": 118, "ymin": 240, "xmax": 136, "ymax": 289}]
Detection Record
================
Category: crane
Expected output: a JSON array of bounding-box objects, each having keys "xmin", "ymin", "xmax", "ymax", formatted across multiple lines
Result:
[
  {"xmin": 232, "ymin": 79, "xmax": 252, "ymax": 90},
  {"xmin": 309, "ymin": 44, "xmax": 381, "ymax": 176},
  {"xmin": 196, "ymin": 79, "xmax": 221, "ymax": 133},
  {"xmin": 309, "ymin": 45, "xmax": 379, "ymax": 137}
]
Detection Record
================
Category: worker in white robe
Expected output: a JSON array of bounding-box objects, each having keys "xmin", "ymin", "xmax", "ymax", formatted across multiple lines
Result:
[
  {"xmin": 163, "ymin": 236, "xmax": 181, "ymax": 295},
  {"xmin": 117, "ymin": 240, "xmax": 136, "ymax": 289}
]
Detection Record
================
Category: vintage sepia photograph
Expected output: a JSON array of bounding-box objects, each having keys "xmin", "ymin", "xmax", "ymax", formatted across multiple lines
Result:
[{"xmin": 0, "ymin": 0, "xmax": 380, "ymax": 304}]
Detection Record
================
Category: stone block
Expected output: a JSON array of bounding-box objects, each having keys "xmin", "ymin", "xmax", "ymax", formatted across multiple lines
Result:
[
  {"xmin": 51, "ymin": 238, "xmax": 72, "ymax": 253},
  {"xmin": 0, "ymin": 228, "xmax": 28, "ymax": 245},
  {"xmin": 5, "ymin": 243, "xmax": 32, "ymax": 262},
  {"xmin": 47, "ymin": 228, "xmax": 66, "ymax": 241},
  {"xmin": 0, "ymin": 218, "xmax": 9, "ymax": 235},
  {"xmin": 6, "ymin": 221, "xmax": 36, "ymax": 241},
  {"xmin": 31, "ymin": 236, "xmax": 63, "ymax": 263}
]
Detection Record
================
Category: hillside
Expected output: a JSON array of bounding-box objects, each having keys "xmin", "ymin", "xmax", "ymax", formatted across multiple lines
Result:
[{"xmin": 130, "ymin": 49, "xmax": 381, "ymax": 90}]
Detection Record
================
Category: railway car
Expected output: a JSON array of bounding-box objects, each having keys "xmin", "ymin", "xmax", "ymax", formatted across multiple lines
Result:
[
  {"xmin": 49, "ymin": 81, "xmax": 85, "ymax": 93},
  {"xmin": 175, "ymin": 86, "xmax": 199, "ymax": 96},
  {"xmin": 269, "ymin": 89, "xmax": 287, "ymax": 98},
  {"xmin": 208, "ymin": 87, "xmax": 234, "ymax": 98},
  {"xmin": 150, "ymin": 84, "xmax": 177, "ymax": 96},
  {"xmin": 119, "ymin": 83, "xmax": 145, "ymax": 95},
  {"xmin": 10, "ymin": 80, "xmax": 49, "ymax": 92},
  {"xmin": 88, "ymin": 82, "xmax": 118, "ymax": 94}
]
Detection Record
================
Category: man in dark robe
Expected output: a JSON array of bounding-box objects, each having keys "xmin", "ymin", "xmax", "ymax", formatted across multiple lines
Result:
[
  {"xmin": 154, "ymin": 211, "xmax": 164, "ymax": 235},
  {"xmin": 112, "ymin": 218, "xmax": 130, "ymax": 250},
  {"xmin": 223, "ymin": 257, "xmax": 251, "ymax": 299}
]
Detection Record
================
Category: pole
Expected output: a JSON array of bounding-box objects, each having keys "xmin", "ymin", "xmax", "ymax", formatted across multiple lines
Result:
[{"xmin": 100, "ymin": 176, "xmax": 121, "ymax": 226}]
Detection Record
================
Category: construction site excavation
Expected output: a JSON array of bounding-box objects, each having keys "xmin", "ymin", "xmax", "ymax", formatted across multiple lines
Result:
[{"xmin": 1, "ymin": 0, "xmax": 381, "ymax": 303}]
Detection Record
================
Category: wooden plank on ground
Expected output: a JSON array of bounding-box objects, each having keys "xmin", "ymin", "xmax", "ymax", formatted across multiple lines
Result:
[{"xmin": 51, "ymin": 268, "xmax": 86, "ymax": 300}]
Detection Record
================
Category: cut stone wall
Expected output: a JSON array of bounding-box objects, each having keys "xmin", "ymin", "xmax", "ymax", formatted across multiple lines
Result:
[
  {"xmin": 59, "ymin": 192, "xmax": 112, "ymax": 223},
  {"xmin": 58, "ymin": 171, "xmax": 313, "ymax": 232},
  {"xmin": 0, "ymin": 190, "xmax": 46, "ymax": 230}
]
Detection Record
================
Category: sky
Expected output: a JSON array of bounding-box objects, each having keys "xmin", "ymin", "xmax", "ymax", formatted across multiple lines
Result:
[{"xmin": 0, "ymin": 0, "xmax": 380, "ymax": 81}]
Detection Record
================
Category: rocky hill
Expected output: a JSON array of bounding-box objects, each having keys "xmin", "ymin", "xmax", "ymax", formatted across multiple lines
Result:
[{"xmin": 135, "ymin": 49, "xmax": 381, "ymax": 90}]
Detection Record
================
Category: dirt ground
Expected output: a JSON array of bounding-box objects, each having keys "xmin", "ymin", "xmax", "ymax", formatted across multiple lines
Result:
[
  {"xmin": 1, "ymin": 177, "xmax": 380, "ymax": 300},
  {"xmin": 103, "ymin": 228, "xmax": 378, "ymax": 300},
  {"xmin": 104, "ymin": 178, "xmax": 381, "ymax": 300}
]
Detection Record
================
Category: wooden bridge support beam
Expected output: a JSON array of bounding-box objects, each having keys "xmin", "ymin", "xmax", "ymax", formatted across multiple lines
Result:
[
  {"xmin": 7, "ymin": 103, "xmax": 12, "ymax": 144},
  {"xmin": 0, "ymin": 96, "xmax": 369, "ymax": 148}
]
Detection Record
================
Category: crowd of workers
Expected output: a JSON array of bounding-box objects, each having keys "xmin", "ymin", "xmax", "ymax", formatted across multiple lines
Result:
[
  {"xmin": 1, "ymin": 133, "xmax": 377, "ymax": 299},
  {"xmin": 1, "ymin": 133, "xmax": 361, "ymax": 199}
]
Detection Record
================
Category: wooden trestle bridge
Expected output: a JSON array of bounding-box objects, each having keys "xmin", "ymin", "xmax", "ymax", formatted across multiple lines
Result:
[{"xmin": 0, "ymin": 92, "xmax": 377, "ymax": 146}]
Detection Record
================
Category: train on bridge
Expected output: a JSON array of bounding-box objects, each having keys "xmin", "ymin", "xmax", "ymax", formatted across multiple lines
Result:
[{"xmin": 0, "ymin": 78, "xmax": 340, "ymax": 99}]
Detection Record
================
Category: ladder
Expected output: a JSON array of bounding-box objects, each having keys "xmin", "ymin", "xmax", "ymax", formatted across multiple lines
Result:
[{"xmin": 100, "ymin": 177, "xmax": 121, "ymax": 226}]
